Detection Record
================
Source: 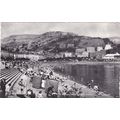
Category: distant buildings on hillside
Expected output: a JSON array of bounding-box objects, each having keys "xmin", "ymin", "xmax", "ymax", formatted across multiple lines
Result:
[
  {"xmin": 97, "ymin": 46, "xmax": 103, "ymax": 51},
  {"xmin": 56, "ymin": 43, "xmax": 114, "ymax": 60},
  {"xmin": 1, "ymin": 50, "xmax": 45, "ymax": 61},
  {"xmin": 86, "ymin": 47, "xmax": 95, "ymax": 53},
  {"xmin": 102, "ymin": 53, "xmax": 120, "ymax": 60},
  {"xmin": 104, "ymin": 43, "xmax": 112, "ymax": 50},
  {"xmin": 2, "ymin": 42, "xmax": 120, "ymax": 61}
]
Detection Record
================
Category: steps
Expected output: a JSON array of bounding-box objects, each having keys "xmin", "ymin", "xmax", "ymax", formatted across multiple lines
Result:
[{"xmin": 0, "ymin": 68, "xmax": 22, "ymax": 90}]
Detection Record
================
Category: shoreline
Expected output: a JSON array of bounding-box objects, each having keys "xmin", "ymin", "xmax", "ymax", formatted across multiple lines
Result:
[
  {"xmin": 66, "ymin": 61, "xmax": 120, "ymax": 65},
  {"xmin": 38, "ymin": 60, "xmax": 120, "ymax": 67},
  {"xmin": 54, "ymin": 71, "xmax": 112, "ymax": 98},
  {"xmin": 39, "ymin": 62, "xmax": 113, "ymax": 98},
  {"xmin": 2, "ymin": 60, "xmax": 115, "ymax": 98}
]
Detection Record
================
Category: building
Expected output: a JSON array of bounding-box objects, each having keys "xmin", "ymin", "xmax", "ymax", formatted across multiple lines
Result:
[
  {"xmin": 14, "ymin": 54, "xmax": 40, "ymax": 61},
  {"xmin": 102, "ymin": 54, "xmax": 115, "ymax": 60},
  {"xmin": 97, "ymin": 46, "xmax": 103, "ymax": 51},
  {"xmin": 89, "ymin": 52, "xmax": 96, "ymax": 58},
  {"xmin": 46, "ymin": 53, "xmax": 55, "ymax": 59},
  {"xmin": 87, "ymin": 47, "xmax": 95, "ymax": 53},
  {"xmin": 104, "ymin": 44, "xmax": 112, "ymax": 50},
  {"xmin": 89, "ymin": 50, "xmax": 106, "ymax": 59},
  {"xmin": 59, "ymin": 52, "xmax": 66, "ymax": 58},
  {"xmin": 75, "ymin": 48, "xmax": 85, "ymax": 54},
  {"xmin": 76, "ymin": 54, "xmax": 83, "ymax": 58},
  {"xmin": 14, "ymin": 54, "xmax": 27, "ymax": 59},
  {"xmin": 59, "ymin": 43, "xmax": 66, "ymax": 49},
  {"xmin": 64, "ymin": 52, "xmax": 72, "ymax": 57},
  {"xmin": 95, "ymin": 50, "xmax": 106, "ymax": 59},
  {"xmin": 1, "ymin": 51, "xmax": 10, "ymax": 58},
  {"xmin": 67, "ymin": 43, "xmax": 74, "ymax": 48},
  {"xmin": 28, "ymin": 54, "xmax": 40, "ymax": 61},
  {"xmin": 114, "ymin": 53, "xmax": 120, "ymax": 60},
  {"xmin": 15, "ymin": 54, "xmax": 24, "ymax": 59},
  {"xmin": 55, "ymin": 54, "xmax": 61, "ymax": 58},
  {"xmin": 82, "ymin": 51, "xmax": 89, "ymax": 57},
  {"xmin": 77, "ymin": 51, "xmax": 89, "ymax": 58},
  {"xmin": 102, "ymin": 53, "xmax": 120, "ymax": 60}
]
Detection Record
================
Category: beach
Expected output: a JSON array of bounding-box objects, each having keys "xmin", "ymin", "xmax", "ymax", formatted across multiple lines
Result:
[
  {"xmin": 38, "ymin": 61, "xmax": 113, "ymax": 98},
  {"xmin": 1, "ymin": 60, "xmax": 117, "ymax": 98}
]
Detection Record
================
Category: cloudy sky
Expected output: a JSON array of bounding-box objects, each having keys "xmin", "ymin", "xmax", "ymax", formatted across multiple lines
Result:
[{"xmin": 1, "ymin": 22, "xmax": 120, "ymax": 39}]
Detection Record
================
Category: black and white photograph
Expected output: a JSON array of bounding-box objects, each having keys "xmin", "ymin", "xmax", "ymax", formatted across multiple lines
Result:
[{"xmin": 0, "ymin": 22, "xmax": 120, "ymax": 98}]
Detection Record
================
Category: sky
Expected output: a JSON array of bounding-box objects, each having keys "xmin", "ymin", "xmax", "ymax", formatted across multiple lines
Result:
[{"xmin": 1, "ymin": 22, "xmax": 120, "ymax": 39}]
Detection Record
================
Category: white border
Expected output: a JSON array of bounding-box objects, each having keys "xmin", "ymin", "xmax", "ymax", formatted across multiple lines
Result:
[{"xmin": 0, "ymin": 0, "xmax": 120, "ymax": 120}]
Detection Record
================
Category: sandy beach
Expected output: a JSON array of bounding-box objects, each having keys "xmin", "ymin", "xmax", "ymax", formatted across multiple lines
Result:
[
  {"xmin": 4, "ymin": 60, "xmax": 116, "ymax": 98},
  {"xmin": 38, "ymin": 61, "xmax": 113, "ymax": 98}
]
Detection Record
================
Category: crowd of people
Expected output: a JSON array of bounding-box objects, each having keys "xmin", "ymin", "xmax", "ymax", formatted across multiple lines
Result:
[
  {"xmin": 0, "ymin": 60, "xmax": 59, "ymax": 98},
  {"xmin": 58, "ymin": 83, "xmax": 82, "ymax": 98},
  {"xmin": 0, "ymin": 59, "xmax": 100, "ymax": 98}
]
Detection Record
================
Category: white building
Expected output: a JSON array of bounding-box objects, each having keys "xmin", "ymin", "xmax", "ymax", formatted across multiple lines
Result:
[
  {"xmin": 67, "ymin": 43, "xmax": 74, "ymax": 48},
  {"xmin": 82, "ymin": 51, "xmax": 89, "ymax": 57},
  {"xmin": 97, "ymin": 46, "xmax": 103, "ymax": 51},
  {"xmin": 14, "ymin": 54, "xmax": 40, "ymax": 61},
  {"xmin": 102, "ymin": 54, "xmax": 114, "ymax": 60},
  {"xmin": 77, "ymin": 51, "xmax": 89, "ymax": 58},
  {"xmin": 102, "ymin": 53, "xmax": 120, "ymax": 60},
  {"xmin": 64, "ymin": 52, "xmax": 72, "ymax": 57},
  {"xmin": 104, "ymin": 44, "xmax": 112, "ymax": 50},
  {"xmin": 28, "ymin": 54, "xmax": 40, "ymax": 61}
]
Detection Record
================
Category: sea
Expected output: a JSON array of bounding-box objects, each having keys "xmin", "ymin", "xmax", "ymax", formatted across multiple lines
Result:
[{"xmin": 54, "ymin": 63, "xmax": 120, "ymax": 97}]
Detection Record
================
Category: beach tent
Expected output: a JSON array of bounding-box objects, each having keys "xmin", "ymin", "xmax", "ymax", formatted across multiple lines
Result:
[
  {"xmin": 0, "ymin": 62, "xmax": 5, "ymax": 70},
  {"xmin": 45, "ymin": 79, "xmax": 59, "ymax": 93},
  {"xmin": 32, "ymin": 76, "xmax": 42, "ymax": 89}
]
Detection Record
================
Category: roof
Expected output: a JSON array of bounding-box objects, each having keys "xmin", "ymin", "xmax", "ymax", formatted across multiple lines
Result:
[{"xmin": 105, "ymin": 53, "xmax": 120, "ymax": 57}]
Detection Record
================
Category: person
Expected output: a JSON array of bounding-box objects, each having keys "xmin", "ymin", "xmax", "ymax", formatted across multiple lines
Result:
[
  {"xmin": 37, "ymin": 91, "xmax": 43, "ymax": 98},
  {"xmin": 47, "ymin": 86, "xmax": 54, "ymax": 98},
  {"xmin": 49, "ymin": 71, "xmax": 53, "ymax": 77},
  {"xmin": 64, "ymin": 85, "xmax": 68, "ymax": 92},
  {"xmin": 51, "ymin": 88, "xmax": 58, "ymax": 98},
  {"xmin": 62, "ymin": 89, "xmax": 67, "ymax": 97},
  {"xmin": 91, "ymin": 80, "xmax": 94, "ymax": 88},
  {"xmin": 93, "ymin": 85, "xmax": 99, "ymax": 96},
  {"xmin": 26, "ymin": 89, "xmax": 35, "ymax": 98},
  {"xmin": 41, "ymin": 80, "xmax": 46, "ymax": 89},
  {"xmin": 18, "ymin": 79, "xmax": 25, "ymax": 94},
  {"xmin": 76, "ymin": 88, "xmax": 82, "ymax": 97},
  {"xmin": 87, "ymin": 82, "xmax": 91, "ymax": 89},
  {"xmin": 0, "ymin": 78, "xmax": 6, "ymax": 98},
  {"xmin": 26, "ymin": 89, "xmax": 32, "ymax": 96},
  {"xmin": 91, "ymin": 80, "xmax": 94, "ymax": 83},
  {"xmin": 6, "ymin": 83, "xmax": 11, "ymax": 97},
  {"xmin": 71, "ymin": 83, "xmax": 78, "ymax": 91},
  {"xmin": 93, "ymin": 85, "xmax": 99, "ymax": 91}
]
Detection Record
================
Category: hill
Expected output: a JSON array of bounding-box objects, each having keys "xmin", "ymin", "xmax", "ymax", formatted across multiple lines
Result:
[
  {"xmin": 1, "ymin": 31, "xmax": 114, "ymax": 54},
  {"xmin": 109, "ymin": 37, "xmax": 120, "ymax": 44}
]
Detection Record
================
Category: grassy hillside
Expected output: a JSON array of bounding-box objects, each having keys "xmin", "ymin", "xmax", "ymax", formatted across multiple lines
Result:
[{"xmin": 1, "ymin": 31, "xmax": 114, "ymax": 54}]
